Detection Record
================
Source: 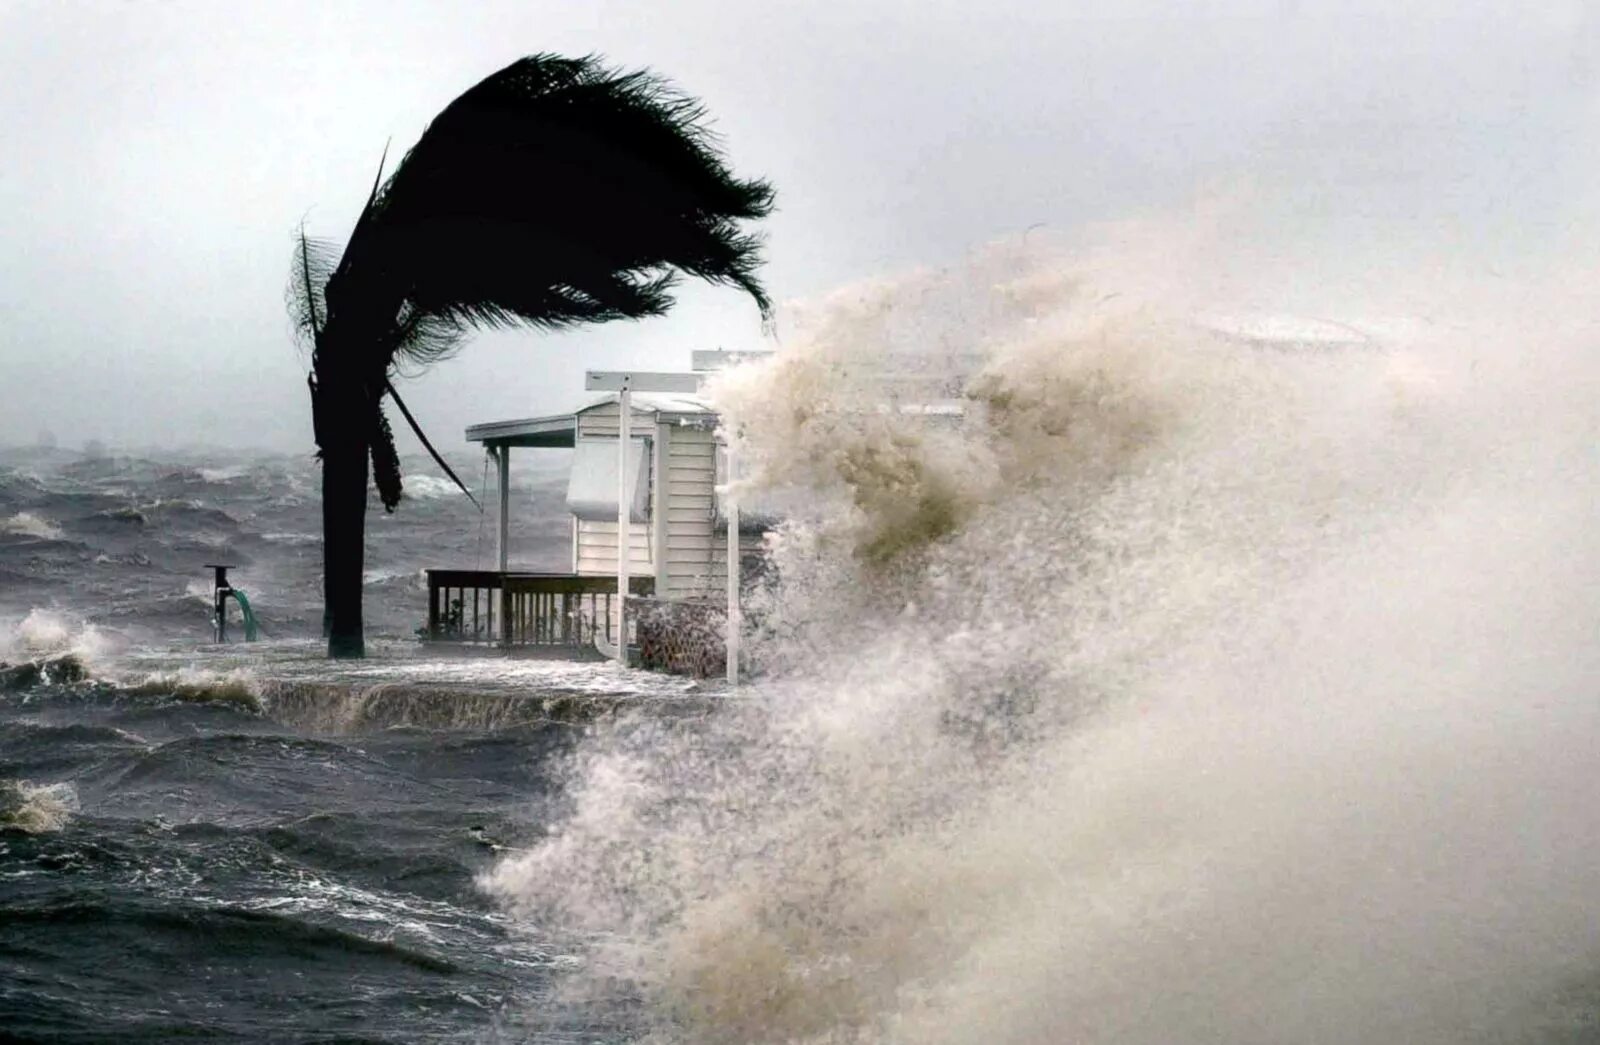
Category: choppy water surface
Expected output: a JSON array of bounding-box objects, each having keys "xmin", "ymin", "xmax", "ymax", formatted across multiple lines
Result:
[
  {"xmin": 0, "ymin": 641, "xmax": 714, "ymax": 1041},
  {"xmin": 0, "ymin": 675, "xmax": 576, "ymax": 1041},
  {"xmin": 0, "ymin": 448, "xmax": 703, "ymax": 1041}
]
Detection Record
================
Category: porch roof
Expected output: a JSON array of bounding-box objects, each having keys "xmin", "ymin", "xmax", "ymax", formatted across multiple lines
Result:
[
  {"xmin": 464, "ymin": 413, "xmax": 577, "ymax": 449},
  {"xmin": 464, "ymin": 393, "xmax": 719, "ymax": 449}
]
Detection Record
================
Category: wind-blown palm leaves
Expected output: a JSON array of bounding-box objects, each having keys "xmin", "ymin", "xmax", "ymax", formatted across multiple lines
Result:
[{"xmin": 290, "ymin": 53, "xmax": 775, "ymax": 657}]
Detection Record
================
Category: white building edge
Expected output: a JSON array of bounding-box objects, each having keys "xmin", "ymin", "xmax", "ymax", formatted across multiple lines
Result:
[
  {"xmin": 424, "ymin": 353, "xmax": 766, "ymax": 678},
  {"xmin": 463, "ymin": 390, "xmax": 763, "ymax": 597}
]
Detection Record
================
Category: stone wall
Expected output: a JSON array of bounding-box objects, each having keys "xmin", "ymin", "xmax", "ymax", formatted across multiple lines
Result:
[{"xmin": 633, "ymin": 597, "xmax": 727, "ymax": 678}]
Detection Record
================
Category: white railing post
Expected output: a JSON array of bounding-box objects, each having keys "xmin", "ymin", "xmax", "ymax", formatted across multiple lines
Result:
[
  {"xmin": 496, "ymin": 446, "xmax": 510, "ymax": 574},
  {"xmin": 615, "ymin": 385, "xmax": 631, "ymax": 663},
  {"xmin": 725, "ymin": 438, "xmax": 740, "ymax": 686},
  {"xmin": 497, "ymin": 445, "xmax": 512, "ymax": 647}
]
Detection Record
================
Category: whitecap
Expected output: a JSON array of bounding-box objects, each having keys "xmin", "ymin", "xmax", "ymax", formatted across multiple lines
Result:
[
  {"xmin": 0, "ymin": 608, "xmax": 119, "ymax": 664},
  {"xmin": 401, "ymin": 475, "xmax": 463, "ymax": 500},
  {"xmin": 0, "ymin": 780, "xmax": 79, "ymax": 834},
  {"xmin": 1, "ymin": 512, "xmax": 62, "ymax": 540},
  {"xmin": 123, "ymin": 666, "xmax": 264, "ymax": 710},
  {"xmin": 261, "ymin": 531, "xmax": 319, "ymax": 546}
]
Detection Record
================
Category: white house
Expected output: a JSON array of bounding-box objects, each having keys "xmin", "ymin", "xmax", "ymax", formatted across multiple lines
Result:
[{"xmin": 424, "ymin": 360, "xmax": 766, "ymax": 675}]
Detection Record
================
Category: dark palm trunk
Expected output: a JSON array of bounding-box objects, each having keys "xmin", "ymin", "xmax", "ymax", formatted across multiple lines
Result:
[
  {"xmin": 320, "ymin": 440, "xmax": 368, "ymax": 659},
  {"xmin": 312, "ymin": 356, "xmax": 374, "ymax": 659}
]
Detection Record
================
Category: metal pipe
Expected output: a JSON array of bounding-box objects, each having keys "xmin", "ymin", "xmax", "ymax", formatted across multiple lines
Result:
[{"xmin": 206, "ymin": 564, "xmax": 233, "ymax": 643}]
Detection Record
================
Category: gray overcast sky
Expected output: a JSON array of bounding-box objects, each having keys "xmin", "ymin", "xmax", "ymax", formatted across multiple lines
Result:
[{"xmin": 2, "ymin": 0, "xmax": 1596, "ymax": 455}]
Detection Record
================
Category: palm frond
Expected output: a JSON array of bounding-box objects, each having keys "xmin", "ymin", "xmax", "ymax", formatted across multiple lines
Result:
[
  {"xmin": 335, "ymin": 53, "xmax": 775, "ymax": 367},
  {"xmin": 385, "ymin": 380, "xmax": 481, "ymax": 510},
  {"xmin": 287, "ymin": 227, "xmax": 338, "ymax": 351},
  {"xmin": 370, "ymin": 401, "xmax": 402, "ymax": 513},
  {"xmin": 389, "ymin": 307, "xmax": 467, "ymax": 371}
]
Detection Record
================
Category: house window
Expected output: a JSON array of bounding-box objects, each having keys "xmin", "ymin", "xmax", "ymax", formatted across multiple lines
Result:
[{"xmin": 566, "ymin": 437, "xmax": 651, "ymax": 522}]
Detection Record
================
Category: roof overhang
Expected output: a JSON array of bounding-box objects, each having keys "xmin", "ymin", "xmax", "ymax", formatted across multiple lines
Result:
[
  {"xmin": 573, "ymin": 391, "xmax": 716, "ymax": 420},
  {"xmin": 1196, "ymin": 314, "xmax": 1385, "ymax": 352},
  {"xmin": 465, "ymin": 413, "xmax": 577, "ymax": 449}
]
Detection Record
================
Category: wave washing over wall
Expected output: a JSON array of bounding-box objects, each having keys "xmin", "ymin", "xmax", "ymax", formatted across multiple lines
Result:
[{"xmin": 483, "ymin": 219, "xmax": 1600, "ymax": 1043}]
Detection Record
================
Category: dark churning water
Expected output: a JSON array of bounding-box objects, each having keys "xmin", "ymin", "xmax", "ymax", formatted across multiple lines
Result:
[{"xmin": 0, "ymin": 445, "xmax": 698, "ymax": 1042}]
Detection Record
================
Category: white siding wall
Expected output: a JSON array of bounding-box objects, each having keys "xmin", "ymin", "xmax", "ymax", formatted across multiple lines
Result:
[
  {"xmin": 661, "ymin": 426, "xmax": 719, "ymax": 599},
  {"xmin": 567, "ymin": 401, "xmax": 754, "ymax": 595},
  {"xmin": 573, "ymin": 519, "xmax": 654, "ymax": 574},
  {"xmin": 572, "ymin": 402, "xmax": 654, "ymax": 576},
  {"xmin": 659, "ymin": 428, "xmax": 762, "ymax": 599}
]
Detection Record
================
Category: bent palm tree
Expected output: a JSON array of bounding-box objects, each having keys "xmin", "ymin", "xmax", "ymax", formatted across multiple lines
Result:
[{"xmin": 290, "ymin": 54, "xmax": 774, "ymax": 658}]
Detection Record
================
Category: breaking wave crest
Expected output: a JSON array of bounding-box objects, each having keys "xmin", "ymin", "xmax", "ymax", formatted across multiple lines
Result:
[
  {"xmin": 0, "ymin": 609, "xmax": 116, "ymax": 666},
  {"xmin": 260, "ymin": 682, "xmax": 638, "ymax": 733},
  {"xmin": 482, "ymin": 225, "xmax": 1600, "ymax": 1043},
  {"xmin": 401, "ymin": 475, "xmax": 466, "ymax": 500},
  {"xmin": 1, "ymin": 512, "xmax": 63, "ymax": 540},
  {"xmin": 0, "ymin": 780, "xmax": 79, "ymax": 833},
  {"xmin": 111, "ymin": 665, "xmax": 670, "ymax": 733},
  {"xmin": 124, "ymin": 668, "xmax": 266, "ymax": 711}
]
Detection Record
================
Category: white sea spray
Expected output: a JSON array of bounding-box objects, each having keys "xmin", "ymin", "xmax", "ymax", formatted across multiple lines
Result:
[
  {"xmin": 483, "ymin": 217, "xmax": 1600, "ymax": 1043},
  {"xmin": 0, "ymin": 608, "xmax": 116, "ymax": 666}
]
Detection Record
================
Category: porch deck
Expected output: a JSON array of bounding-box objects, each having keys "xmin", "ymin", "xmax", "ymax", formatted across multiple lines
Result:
[{"xmin": 425, "ymin": 569, "xmax": 654, "ymax": 648}]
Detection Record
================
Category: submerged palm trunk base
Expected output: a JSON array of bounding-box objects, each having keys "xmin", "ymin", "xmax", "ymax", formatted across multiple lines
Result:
[
  {"xmin": 313, "ymin": 365, "xmax": 373, "ymax": 659},
  {"xmin": 321, "ymin": 446, "xmax": 368, "ymax": 659}
]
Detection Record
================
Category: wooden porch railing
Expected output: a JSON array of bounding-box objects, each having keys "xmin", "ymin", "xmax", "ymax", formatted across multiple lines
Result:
[{"xmin": 424, "ymin": 570, "xmax": 655, "ymax": 647}]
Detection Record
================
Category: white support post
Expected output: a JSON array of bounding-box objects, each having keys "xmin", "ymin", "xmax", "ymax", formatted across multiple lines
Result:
[
  {"xmin": 496, "ymin": 446, "xmax": 510, "ymax": 575},
  {"xmin": 496, "ymin": 445, "xmax": 512, "ymax": 647},
  {"xmin": 652, "ymin": 420, "xmax": 669, "ymax": 590},
  {"xmin": 615, "ymin": 388, "xmax": 631, "ymax": 664},
  {"xmin": 725, "ymin": 439, "xmax": 740, "ymax": 686}
]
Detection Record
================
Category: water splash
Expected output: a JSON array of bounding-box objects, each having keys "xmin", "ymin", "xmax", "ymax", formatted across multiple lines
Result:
[
  {"xmin": 0, "ymin": 608, "xmax": 117, "ymax": 666},
  {"xmin": 483, "ymin": 221, "xmax": 1600, "ymax": 1043},
  {"xmin": 0, "ymin": 780, "xmax": 79, "ymax": 834},
  {"xmin": 1, "ymin": 512, "xmax": 63, "ymax": 540}
]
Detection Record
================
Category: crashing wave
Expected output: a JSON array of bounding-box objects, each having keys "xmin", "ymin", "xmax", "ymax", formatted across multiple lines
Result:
[
  {"xmin": 113, "ymin": 666, "xmax": 265, "ymax": 711},
  {"xmin": 485, "ymin": 225, "xmax": 1600, "ymax": 1044},
  {"xmin": 0, "ymin": 780, "xmax": 79, "ymax": 833},
  {"xmin": 400, "ymin": 475, "xmax": 467, "ymax": 500},
  {"xmin": 0, "ymin": 609, "xmax": 115, "ymax": 667},
  {"xmin": 1, "ymin": 512, "xmax": 63, "ymax": 540}
]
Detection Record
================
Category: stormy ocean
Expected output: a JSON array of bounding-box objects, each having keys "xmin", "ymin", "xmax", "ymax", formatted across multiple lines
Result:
[
  {"xmin": 5, "ymin": 233, "xmax": 1600, "ymax": 1044},
  {"xmin": 0, "ymin": 446, "xmax": 710, "ymax": 1040}
]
